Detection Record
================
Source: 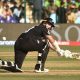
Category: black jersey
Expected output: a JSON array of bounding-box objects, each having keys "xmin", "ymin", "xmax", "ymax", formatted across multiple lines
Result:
[
  {"xmin": 24, "ymin": 25, "xmax": 51, "ymax": 39},
  {"xmin": 15, "ymin": 25, "xmax": 51, "ymax": 52}
]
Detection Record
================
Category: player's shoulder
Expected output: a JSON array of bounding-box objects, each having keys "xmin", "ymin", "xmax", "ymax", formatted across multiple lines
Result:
[
  {"xmin": 32, "ymin": 25, "xmax": 47, "ymax": 33},
  {"xmin": 34, "ymin": 25, "xmax": 44, "ymax": 29}
]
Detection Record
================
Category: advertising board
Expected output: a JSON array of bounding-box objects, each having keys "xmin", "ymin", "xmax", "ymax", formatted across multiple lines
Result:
[{"xmin": 0, "ymin": 24, "xmax": 80, "ymax": 46}]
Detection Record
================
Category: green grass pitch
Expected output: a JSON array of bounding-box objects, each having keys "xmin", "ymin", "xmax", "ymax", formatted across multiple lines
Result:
[{"xmin": 0, "ymin": 46, "xmax": 80, "ymax": 80}]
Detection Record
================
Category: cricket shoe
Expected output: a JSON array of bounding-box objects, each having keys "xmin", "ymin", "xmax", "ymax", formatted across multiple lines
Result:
[
  {"xmin": 0, "ymin": 60, "xmax": 23, "ymax": 72},
  {"xmin": 13, "ymin": 64, "xmax": 23, "ymax": 72},
  {"xmin": 35, "ymin": 68, "xmax": 49, "ymax": 73},
  {"xmin": 0, "ymin": 66, "xmax": 23, "ymax": 72}
]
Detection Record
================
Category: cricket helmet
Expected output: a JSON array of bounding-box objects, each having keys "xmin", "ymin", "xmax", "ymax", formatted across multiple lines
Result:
[{"xmin": 43, "ymin": 18, "xmax": 55, "ymax": 27}]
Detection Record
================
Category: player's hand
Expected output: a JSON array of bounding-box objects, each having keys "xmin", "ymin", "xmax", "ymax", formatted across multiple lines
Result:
[
  {"xmin": 57, "ymin": 49, "xmax": 65, "ymax": 56},
  {"xmin": 57, "ymin": 49, "xmax": 72, "ymax": 58},
  {"xmin": 63, "ymin": 50, "xmax": 72, "ymax": 58}
]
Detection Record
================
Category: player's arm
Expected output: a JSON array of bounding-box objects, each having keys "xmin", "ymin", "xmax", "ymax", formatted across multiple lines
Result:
[
  {"xmin": 46, "ymin": 35, "xmax": 64, "ymax": 56},
  {"xmin": 48, "ymin": 41, "xmax": 55, "ymax": 50},
  {"xmin": 46, "ymin": 35, "xmax": 80, "ymax": 59},
  {"xmin": 46, "ymin": 35, "xmax": 60, "ymax": 51}
]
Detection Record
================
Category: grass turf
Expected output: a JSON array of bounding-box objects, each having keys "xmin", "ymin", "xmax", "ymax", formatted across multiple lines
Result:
[
  {"xmin": 0, "ymin": 74, "xmax": 80, "ymax": 80},
  {"xmin": 0, "ymin": 46, "xmax": 80, "ymax": 80}
]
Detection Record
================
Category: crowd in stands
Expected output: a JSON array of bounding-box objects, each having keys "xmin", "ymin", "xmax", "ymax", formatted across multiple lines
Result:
[
  {"xmin": 0, "ymin": 0, "xmax": 80, "ymax": 24},
  {"xmin": 0, "ymin": 0, "xmax": 26, "ymax": 23}
]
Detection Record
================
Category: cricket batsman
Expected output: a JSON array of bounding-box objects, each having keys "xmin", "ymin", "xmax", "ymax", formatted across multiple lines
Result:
[{"xmin": 0, "ymin": 18, "xmax": 75, "ymax": 73}]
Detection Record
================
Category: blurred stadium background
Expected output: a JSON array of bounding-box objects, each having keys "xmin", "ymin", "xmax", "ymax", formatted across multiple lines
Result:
[{"xmin": 0, "ymin": 0, "xmax": 80, "ymax": 24}]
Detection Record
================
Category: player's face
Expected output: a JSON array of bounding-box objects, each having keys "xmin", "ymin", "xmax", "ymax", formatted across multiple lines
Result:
[{"xmin": 46, "ymin": 23, "xmax": 52, "ymax": 30}]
